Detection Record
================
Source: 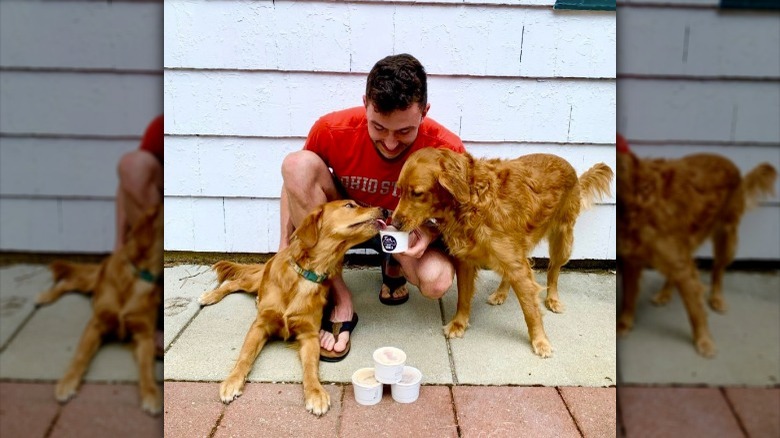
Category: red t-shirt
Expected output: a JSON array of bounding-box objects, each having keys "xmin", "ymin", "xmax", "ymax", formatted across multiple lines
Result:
[
  {"xmin": 139, "ymin": 115, "xmax": 164, "ymax": 162},
  {"xmin": 304, "ymin": 107, "xmax": 465, "ymax": 210},
  {"xmin": 617, "ymin": 133, "xmax": 630, "ymax": 154}
]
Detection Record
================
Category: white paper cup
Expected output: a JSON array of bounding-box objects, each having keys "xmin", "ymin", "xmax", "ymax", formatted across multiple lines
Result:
[
  {"xmin": 379, "ymin": 226, "xmax": 409, "ymax": 253},
  {"xmin": 372, "ymin": 346, "xmax": 406, "ymax": 384},
  {"xmin": 351, "ymin": 368, "xmax": 383, "ymax": 406},
  {"xmin": 391, "ymin": 366, "xmax": 422, "ymax": 403}
]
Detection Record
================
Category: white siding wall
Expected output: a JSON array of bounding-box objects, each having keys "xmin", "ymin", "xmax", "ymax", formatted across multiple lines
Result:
[
  {"xmin": 164, "ymin": 0, "xmax": 617, "ymax": 259},
  {"xmin": 0, "ymin": 1, "xmax": 163, "ymax": 253},
  {"xmin": 617, "ymin": 2, "xmax": 780, "ymax": 260}
]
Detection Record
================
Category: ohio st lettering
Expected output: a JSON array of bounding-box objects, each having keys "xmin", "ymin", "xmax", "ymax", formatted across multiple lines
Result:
[{"xmin": 340, "ymin": 176, "xmax": 401, "ymax": 197}]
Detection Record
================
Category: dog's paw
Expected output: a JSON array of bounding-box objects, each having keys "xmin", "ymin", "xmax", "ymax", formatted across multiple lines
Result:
[
  {"xmin": 544, "ymin": 298, "xmax": 564, "ymax": 314},
  {"xmin": 616, "ymin": 317, "xmax": 634, "ymax": 337},
  {"xmin": 443, "ymin": 320, "xmax": 468, "ymax": 338},
  {"xmin": 486, "ymin": 291, "xmax": 506, "ymax": 306},
  {"xmin": 141, "ymin": 386, "xmax": 162, "ymax": 416},
  {"xmin": 219, "ymin": 377, "xmax": 245, "ymax": 404},
  {"xmin": 695, "ymin": 336, "xmax": 717, "ymax": 358},
  {"xmin": 532, "ymin": 340, "xmax": 553, "ymax": 358},
  {"xmin": 36, "ymin": 291, "xmax": 57, "ymax": 306},
  {"xmin": 198, "ymin": 291, "xmax": 221, "ymax": 306},
  {"xmin": 55, "ymin": 378, "xmax": 79, "ymax": 403},
  {"xmin": 650, "ymin": 291, "xmax": 672, "ymax": 306},
  {"xmin": 708, "ymin": 296, "xmax": 727, "ymax": 314},
  {"xmin": 304, "ymin": 386, "xmax": 331, "ymax": 416}
]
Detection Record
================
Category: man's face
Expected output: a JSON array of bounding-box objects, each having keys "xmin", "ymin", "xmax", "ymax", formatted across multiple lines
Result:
[{"xmin": 364, "ymin": 97, "xmax": 429, "ymax": 161}]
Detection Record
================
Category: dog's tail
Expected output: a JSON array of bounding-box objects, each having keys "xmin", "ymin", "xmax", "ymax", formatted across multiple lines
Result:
[
  {"xmin": 742, "ymin": 163, "xmax": 777, "ymax": 210},
  {"xmin": 212, "ymin": 260, "xmax": 264, "ymax": 284},
  {"xmin": 578, "ymin": 163, "xmax": 614, "ymax": 210},
  {"xmin": 49, "ymin": 260, "xmax": 102, "ymax": 293}
]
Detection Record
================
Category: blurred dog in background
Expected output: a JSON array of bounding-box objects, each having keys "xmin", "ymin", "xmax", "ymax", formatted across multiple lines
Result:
[
  {"xmin": 37, "ymin": 206, "xmax": 163, "ymax": 415},
  {"xmin": 617, "ymin": 144, "xmax": 776, "ymax": 357}
]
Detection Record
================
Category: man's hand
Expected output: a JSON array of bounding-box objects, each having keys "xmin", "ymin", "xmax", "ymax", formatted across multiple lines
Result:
[{"xmin": 402, "ymin": 225, "xmax": 437, "ymax": 259}]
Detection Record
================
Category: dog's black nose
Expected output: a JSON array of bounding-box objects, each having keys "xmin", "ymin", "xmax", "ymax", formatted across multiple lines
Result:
[{"xmin": 381, "ymin": 208, "xmax": 392, "ymax": 220}]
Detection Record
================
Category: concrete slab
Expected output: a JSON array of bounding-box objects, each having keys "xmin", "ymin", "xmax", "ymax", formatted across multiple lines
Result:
[
  {"xmin": 443, "ymin": 270, "xmax": 616, "ymax": 386},
  {"xmin": 163, "ymin": 264, "xmax": 213, "ymax": 350},
  {"xmin": 0, "ymin": 273, "xmax": 163, "ymax": 382},
  {"xmin": 618, "ymin": 270, "xmax": 779, "ymax": 385},
  {"xmin": 164, "ymin": 268, "xmax": 453, "ymax": 384},
  {"xmin": 0, "ymin": 264, "xmax": 50, "ymax": 349}
]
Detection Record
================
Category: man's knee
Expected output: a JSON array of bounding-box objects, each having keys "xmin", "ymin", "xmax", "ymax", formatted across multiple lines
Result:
[
  {"xmin": 418, "ymin": 265, "xmax": 454, "ymax": 299},
  {"xmin": 118, "ymin": 150, "xmax": 161, "ymax": 188},
  {"xmin": 281, "ymin": 150, "xmax": 326, "ymax": 182}
]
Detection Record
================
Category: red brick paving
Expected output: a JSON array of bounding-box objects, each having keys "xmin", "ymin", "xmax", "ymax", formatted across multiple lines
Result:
[
  {"xmin": 559, "ymin": 387, "xmax": 617, "ymax": 437},
  {"xmin": 214, "ymin": 383, "xmax": 342, "ymax": 437},
  {"xmin": 340, "ymin": 385, "xmax": 457, "ymax": 438},
  {"xmin": 0, "ymin": 382, "xmax": 60, "ymax": 438},
  {"xmin": 6, "ymin": 382, "xmax": 780, "ymax": 437},
  {"xmin": 724, "ymin": 387, "xmax": 780, "ymax": 438},
  {"xmin": 619, "ymin": 387, "xmax": 744, "ymax": 438},
  {"xmin": 452, "ymin": 386, "xmax": 581, "ymax": 438},
  {"xmin": 163, "ymin": 382, "xmax": 225, "ymax": 438},
  {"xmin": 49, "ymin": 383, "xmax": 163, "ymax": 438}
]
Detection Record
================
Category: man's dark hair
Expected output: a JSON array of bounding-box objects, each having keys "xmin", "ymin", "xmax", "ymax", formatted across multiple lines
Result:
[{"xmin": 365, "ymin": 54, "xmax": 427, "ymax": 114}]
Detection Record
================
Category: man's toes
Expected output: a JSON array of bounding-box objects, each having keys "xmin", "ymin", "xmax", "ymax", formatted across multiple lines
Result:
[{"xmin": 332, "ymin": 332, "xmax": 349, "ymax": 353}]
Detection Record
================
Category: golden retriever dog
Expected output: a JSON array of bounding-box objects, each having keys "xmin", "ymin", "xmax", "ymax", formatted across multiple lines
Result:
[
  {"xmin": 36, "ymin": 206, "xmax": 163, "ymax": 415},
  {"xmin": 617, "ymin": 150, "xmax": 777, "ymax": 357},
  {"xmin": 392, "ymin": 148, "xmax": 613, "ymax": 357},
  {"xmin": 205, "ymin": 200, "xmax": 385, "ymax": 416}
]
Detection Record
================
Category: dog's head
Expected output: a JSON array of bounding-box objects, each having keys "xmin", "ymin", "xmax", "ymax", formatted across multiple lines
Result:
[
  {"xmin": 292, "ymin": 200, "xmax": 386, "ymax": 252},
  {"xmin": 393, "ymin": 148, "xmax": 472, "ymax": 232}
]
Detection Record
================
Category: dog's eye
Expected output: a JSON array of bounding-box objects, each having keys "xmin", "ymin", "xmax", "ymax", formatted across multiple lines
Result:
[
  {"xmin": 344, "ymin": 203, "xmax": 356, "ymax": 209},
  {"xmin": 411, "ymin": 189, "xmax": 423, "ymax": 198}
]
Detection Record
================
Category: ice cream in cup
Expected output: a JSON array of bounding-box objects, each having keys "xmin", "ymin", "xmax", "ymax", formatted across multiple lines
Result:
[
  {"xmin": 372, "ymin": 346, "xmax": 406, "ymax": 384},
  {"xmin": 351, "ymin": 368, "xmax": 383, "ymax": 406},
  {"xmin": 391, "ymin": 366, "xmax": 422, "ymax": 403},
  {"xmin": 379, "ymin": 225, "xmax": 409, "ymax": 254}
]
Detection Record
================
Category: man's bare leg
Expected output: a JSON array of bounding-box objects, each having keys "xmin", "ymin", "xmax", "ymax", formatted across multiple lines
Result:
[
  {"xmin": 393, "ymin": 249, "xmax": 455, "ymax": 300},
  {"xmin": 280, "ymin": 151, "xmax": 352, "ymax": 354},
  {"xmin": 115, "ymin": 150, "xmax": 163, "ymax": 356}
]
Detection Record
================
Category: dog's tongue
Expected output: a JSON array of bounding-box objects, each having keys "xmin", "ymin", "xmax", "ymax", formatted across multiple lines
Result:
[{"xmin": 377, "ymin": 219, "xmax": 388, "ymax": 230}]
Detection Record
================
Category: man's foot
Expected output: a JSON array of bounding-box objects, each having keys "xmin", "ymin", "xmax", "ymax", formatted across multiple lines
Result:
[
  {"xmin": 320, "ymin": 313, "xmax": 359, "ymax": 362},
  {"xmin": 380, "ymin": 256, "xmax": 409, "ymax": 305}
]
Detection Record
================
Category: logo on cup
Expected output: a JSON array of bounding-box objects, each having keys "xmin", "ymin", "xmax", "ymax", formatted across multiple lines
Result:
[{"xmin": 382, "ymin": 235, "xmax": 398, "ymax": 251}]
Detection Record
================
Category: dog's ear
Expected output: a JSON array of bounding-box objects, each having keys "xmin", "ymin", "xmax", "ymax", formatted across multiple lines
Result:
[
  {"xmin": 437, "ymin": 150, "xmax": 471, "ymax": 204},
  {"xmin": 293, "ymin": 205, "xmax": 324, "ymax": 248}
]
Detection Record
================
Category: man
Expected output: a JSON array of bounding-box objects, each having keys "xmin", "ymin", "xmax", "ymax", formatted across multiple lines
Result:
[
  {"xmin": 115, "ymin": 115, "xmax": 164, "ymax": 356},
  {"xmin": 279, "ymin": 54, "xmax": 465, "ymax": 361}
]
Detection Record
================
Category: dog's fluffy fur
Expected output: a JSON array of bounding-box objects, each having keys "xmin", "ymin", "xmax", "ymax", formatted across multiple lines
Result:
[
  {"xmin": 392, "ymin": 149, "xmax": 613, "ymax": 357},
  {"xmin": 204, "ymin": 200, "xmax": 384, "ymax": 416},
  {"xmin": 617, "ymin": 151, "xmax": 777, "ymax": 357},
  {"xmin": 37, "ymin": 206, "xmax": 163, "ymax": 414}
]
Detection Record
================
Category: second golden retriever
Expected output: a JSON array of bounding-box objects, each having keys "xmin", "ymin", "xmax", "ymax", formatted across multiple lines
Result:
[
  {"xmin": 617, "ymin": 150, "xmax": 777, "ymax": 357},
  {"xmin": 392, "ymin": 148, "xmax": 613, "ymax": 357},
  {"xmin": 205, "ymin": 200, "xmax": 385, "ymax": 415}
]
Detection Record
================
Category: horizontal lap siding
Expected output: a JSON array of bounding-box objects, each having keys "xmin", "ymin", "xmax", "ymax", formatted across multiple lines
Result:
[
  {"xmin": 618, "ymin": 3, "xmax": 780, "ymax": 260},
  {"xmin": 0, "ymin": 1, "xmax": 163, "ymax": 253},
  {"xmin": 164, "ymin": 0, "xmax": 616, "ymax": 258},
  {"xmin": 165, "ymin": 72, "xmax": 615, "ymax": 143}
]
